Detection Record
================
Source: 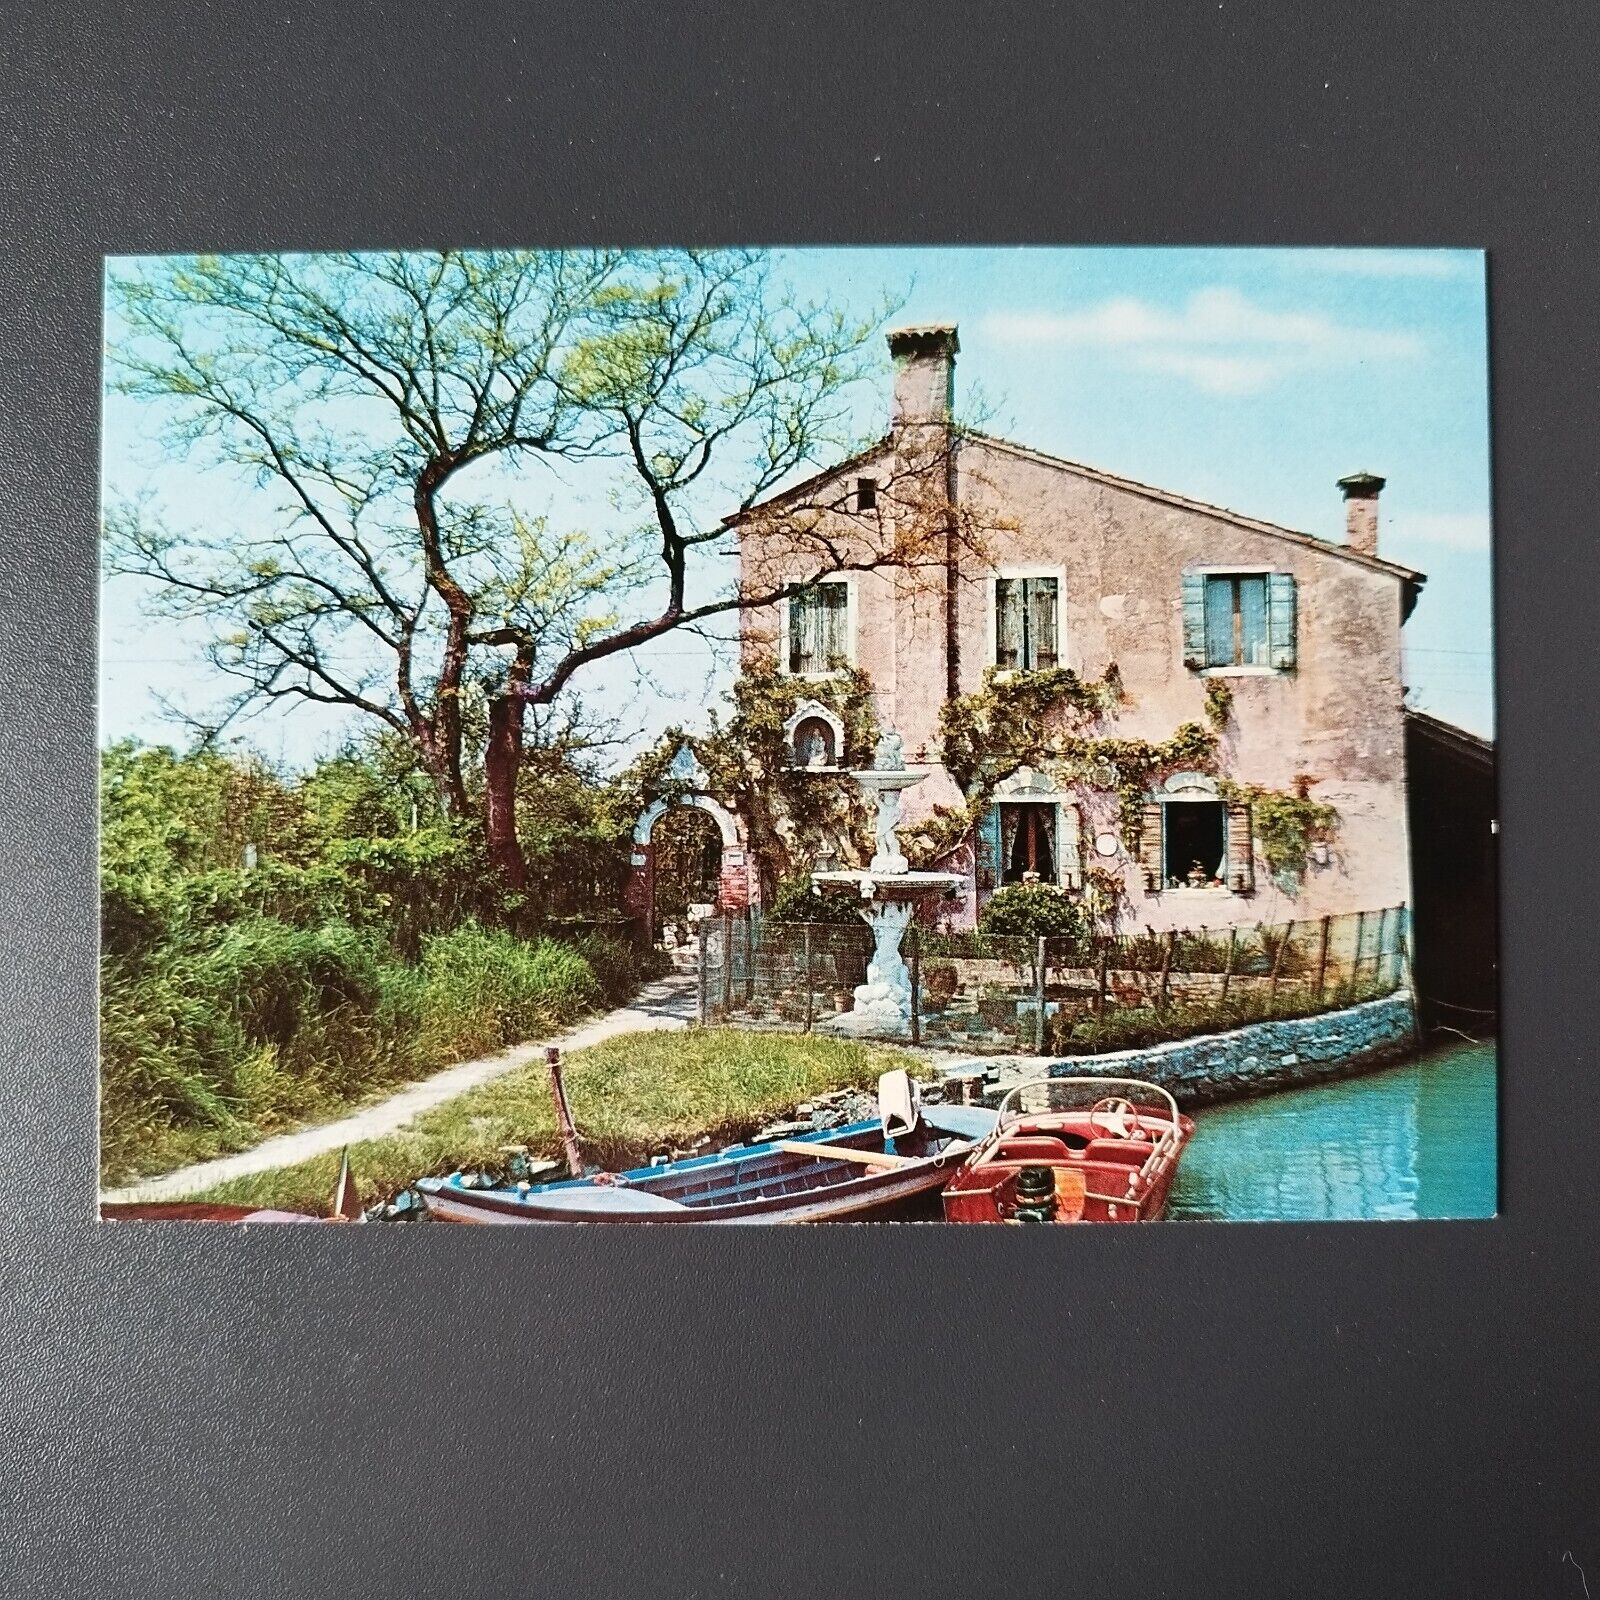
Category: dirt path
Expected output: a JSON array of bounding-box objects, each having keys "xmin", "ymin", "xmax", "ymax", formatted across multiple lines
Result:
[{"xmin": 101, "ymin": 968, "xmax": 701, "ymax": 1204}]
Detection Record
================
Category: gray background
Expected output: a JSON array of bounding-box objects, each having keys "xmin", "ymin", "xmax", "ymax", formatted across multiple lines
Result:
[{"xmin": 1, "ymin": 2, "xmax": 1594, "ymax": 1595}]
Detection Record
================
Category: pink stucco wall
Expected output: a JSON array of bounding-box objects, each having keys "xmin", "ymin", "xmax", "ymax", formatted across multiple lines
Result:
[{"xmin": 737, "ymin": 394, "xmax": 1421, "ymax": 935}]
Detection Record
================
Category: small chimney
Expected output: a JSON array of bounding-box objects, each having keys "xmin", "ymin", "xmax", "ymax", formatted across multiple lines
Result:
[
  {"xmin": 887, "ymin": 324, "xmax": 958, "ymax": 427},
  {"xmin": 1337, "ymin": 471, "xmax": 1386, "ymax": 558}
]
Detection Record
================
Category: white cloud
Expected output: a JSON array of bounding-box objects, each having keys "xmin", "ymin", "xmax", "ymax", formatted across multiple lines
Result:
[
  {"xmin": 1391, "ymin": 511, "xmax": 1492, "ymax": 551},
  {"xmin": 982, "ymin": 287, "xmax": 1423, "ymax": 396}
]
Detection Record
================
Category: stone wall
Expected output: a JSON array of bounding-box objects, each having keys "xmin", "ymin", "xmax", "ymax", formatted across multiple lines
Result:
[{"xmin": 946, "ymin": 990, "xmax": 1419, "ymax": 1107}]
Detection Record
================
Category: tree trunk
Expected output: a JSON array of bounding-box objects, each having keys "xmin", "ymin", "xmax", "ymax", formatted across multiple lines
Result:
[{"xmin": 483, "ymin": 654, "xmax": 533, "ymax": 894}]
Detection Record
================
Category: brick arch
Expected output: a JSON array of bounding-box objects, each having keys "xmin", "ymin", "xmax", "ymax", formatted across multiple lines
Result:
[{"xmin": 626, "ymin": 793, "xmax": 754, "ymax": 942}]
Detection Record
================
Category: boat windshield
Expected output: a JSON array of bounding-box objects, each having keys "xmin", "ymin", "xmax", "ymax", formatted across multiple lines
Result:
[{"xmin": 992, "ymin": 1077, "xmax": 1185, "ymax": 1169}]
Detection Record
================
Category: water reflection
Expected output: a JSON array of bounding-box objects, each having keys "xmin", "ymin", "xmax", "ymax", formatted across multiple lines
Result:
[{"xmin": 1166, "ymin": 1037, "xmax": 1497, "ymax": 1222}]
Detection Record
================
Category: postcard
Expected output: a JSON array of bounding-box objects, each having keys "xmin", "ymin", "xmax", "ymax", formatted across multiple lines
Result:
[{"xmin": 98, "ymin": 247, "xmax": 1496, "ymax": 1224}]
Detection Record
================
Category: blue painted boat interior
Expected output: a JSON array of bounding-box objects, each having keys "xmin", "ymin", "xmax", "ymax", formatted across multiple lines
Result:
[{"xmin": 421, "ymin": 1118, "xmax": 960, "ymax": 1213}]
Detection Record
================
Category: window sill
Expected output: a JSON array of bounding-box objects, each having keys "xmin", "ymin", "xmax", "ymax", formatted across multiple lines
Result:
[
  {"xmin": 780, "ymin": 668, "xmax": 852, "ymax": 681},
  {"xmin": 1156, "ymin": 886, "xmax": 1236, "ymax": 896},
  {"xmin": 1196, "ymin": 665, "xmax": 1282, "ymax": 678}
]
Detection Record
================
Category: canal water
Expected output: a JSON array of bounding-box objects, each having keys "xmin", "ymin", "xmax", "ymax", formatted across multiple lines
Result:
[{"xmin": 1166, "ymin": 1035, "xmax": 1497, "ymax": 1222}]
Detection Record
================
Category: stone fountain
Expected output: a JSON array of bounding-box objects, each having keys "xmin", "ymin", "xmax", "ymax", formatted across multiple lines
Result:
[{"xmin": 811, "ymin": 730, "xmax": 964, "ymax": 1036}]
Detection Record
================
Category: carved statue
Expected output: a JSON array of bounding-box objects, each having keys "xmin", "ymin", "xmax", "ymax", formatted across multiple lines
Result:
[
  {"xmin": 873, "ymin": 730, "xmax": 905, "ymax": 772},
  {"xmin": 874, "ymin": 785, "xmax": 904, "ymax": 861}
]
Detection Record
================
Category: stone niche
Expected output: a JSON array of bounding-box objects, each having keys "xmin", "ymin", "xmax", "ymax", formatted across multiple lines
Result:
[{"xmin": 782, "ymin": 700, "xmax": 845, "ymax": 773}]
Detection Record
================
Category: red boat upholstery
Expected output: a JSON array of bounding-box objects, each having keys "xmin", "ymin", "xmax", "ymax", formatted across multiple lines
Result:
[
  {"xmin": 989, "ymin": 1136, "xmax": 1076, "ymax": 1165},
  {"xmin": 1084, "ymin": 1138, "xmax": 1156, "ymax": 1165}
]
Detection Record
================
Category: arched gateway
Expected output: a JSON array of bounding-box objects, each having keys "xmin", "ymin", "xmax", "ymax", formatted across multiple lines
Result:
[{"xmin": 625, "ymin": 744, "xmax": 755, "ymax": 943}]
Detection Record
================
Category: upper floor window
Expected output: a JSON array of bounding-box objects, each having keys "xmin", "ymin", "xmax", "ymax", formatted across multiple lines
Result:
[
  {"xmin": 1205, "ymin": 573, "xmax": 1270, "ymax": 667},
  {"xmin": 788, "ymin": 579, "xmax": 850, "ymax": 675},
  {"xmin": 1182, "ymin": 569, "xmax": 1297, "ymax": 672},
  {"xmin": 855, "ymin": 476, "xmax": 877, "ymax": 512},
  {"xmin": 995, "ymin": 575, "xmax": 1059, "ymax": 671}
]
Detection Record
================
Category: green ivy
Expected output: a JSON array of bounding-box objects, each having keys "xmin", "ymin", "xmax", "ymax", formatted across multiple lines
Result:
[
  {"xmin": 619, "ymin": 668, "xmax": 880, "ymax": 901},
  {"xmin": 1218, "ymin": 776, "xmax": 1338, "ymax": 877},
  {"xmin": 901, "ymin": 663, "xmax": 1220, "ymax": 866},
  {"xmin": 1204, "ymin": 678, "xmax": 1234, "ymax": 731}
]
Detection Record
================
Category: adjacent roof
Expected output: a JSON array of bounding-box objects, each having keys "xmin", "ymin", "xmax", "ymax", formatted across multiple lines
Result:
[
  {"xmin": 728, "ymin": 425, "xmax": 1429, "ymax": 616},
  {"xmin": 1404, "ymin": 708, "xmax": 1495, "ymax": 769}
]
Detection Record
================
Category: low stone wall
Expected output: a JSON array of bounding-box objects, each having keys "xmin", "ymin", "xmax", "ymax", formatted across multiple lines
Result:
[{"xmin": 939, "ymin": 991, "xmax": 1419, "ymax": 1107}]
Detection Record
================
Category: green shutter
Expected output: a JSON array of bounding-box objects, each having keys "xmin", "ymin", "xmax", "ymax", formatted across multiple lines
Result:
[
  {"xmin": 1181, "ymin": 571, "xmax": 1207, "ymax": 670},
  {"xmin": 1268, "ymin": 572, "xmax": 1297, "ymax": 670},
  {"xmin": 975, "ymin": 806, "xmax": 1002, "ymax": 892}
]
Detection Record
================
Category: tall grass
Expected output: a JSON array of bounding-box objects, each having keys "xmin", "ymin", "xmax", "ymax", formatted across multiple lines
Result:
[{"xmin": 100, "ymin": 920, "xmax": 647, "ymax": 1185}]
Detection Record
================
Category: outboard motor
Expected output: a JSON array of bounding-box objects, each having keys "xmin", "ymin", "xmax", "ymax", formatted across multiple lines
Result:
[{"xmin": 877, "ymin": 1069, "xmax": 922, "ymax": 1149}]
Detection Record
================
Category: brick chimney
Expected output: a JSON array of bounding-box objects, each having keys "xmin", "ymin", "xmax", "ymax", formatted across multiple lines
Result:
[
  {"xmin": 888, "ymin": 324, "xmax": 958, "ymax": 426},
  {"xmin": 1337, "ymin": 471, "xmax": 1386, "ymax": 558}
]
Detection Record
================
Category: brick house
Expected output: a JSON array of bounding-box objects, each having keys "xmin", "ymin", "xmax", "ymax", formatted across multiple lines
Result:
[{"xmin": 734, "ymin": 324, "xmax": 1426, "ymax": 933}]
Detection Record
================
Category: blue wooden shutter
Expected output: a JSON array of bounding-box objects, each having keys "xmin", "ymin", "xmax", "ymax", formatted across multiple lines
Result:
[
  {"xmin": 975, "ymin": 806, "xmax": 1002, "ymax": 893},
  {"xmin": 1268, "ymin": 572, "xmax": 1297, "ymax": 670},
  {"xmin": 1181, "ymin": 571, "xmax": 1207, "ymax": 669}
]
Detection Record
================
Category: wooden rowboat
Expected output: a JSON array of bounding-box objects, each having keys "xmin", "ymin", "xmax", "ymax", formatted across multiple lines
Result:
[{"xmin": 416, "ymin": 1081, "xmax": 996, "ymax": 1225}]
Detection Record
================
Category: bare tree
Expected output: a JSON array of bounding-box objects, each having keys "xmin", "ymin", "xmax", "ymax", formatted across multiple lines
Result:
[{"xmin": 107, "ymin": 248, "xmax": 989, "ymax": 889}]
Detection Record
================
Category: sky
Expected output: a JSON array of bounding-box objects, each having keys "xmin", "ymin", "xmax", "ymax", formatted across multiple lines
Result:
[{"xmin": 100, "ymin": 245, "xmax": 1494, "ymax": 766}]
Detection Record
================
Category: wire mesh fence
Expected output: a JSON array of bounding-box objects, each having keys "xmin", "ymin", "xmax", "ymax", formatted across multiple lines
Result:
[{"xmin": 699, "ymin": 905, "xmax": 1411, "ymax": 1056}]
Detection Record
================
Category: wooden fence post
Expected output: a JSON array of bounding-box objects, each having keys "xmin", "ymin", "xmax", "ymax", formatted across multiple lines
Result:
[
  {"xmin": 744, "ymin": 911, "xmax": 755, "ymax": 1006},
  {"xmin": 722, "ymin": 910, "xmax": 734, "ymax": 1014},
  {"xmin": 1351, "ymin": 909, "xmax": 1367, "ymax": 1003},
  {"xmin": 1095, "ymin": 942, "xmax": 1109, "ymax": 1025},
  {"xmin": 910, "ymin": 925, "xmax": 922, "ymax": 1047},
  {"xmin": 803, "ymin": 923, "xmax": 815, "ymax": 1034},
  {"xmin": 1158, "ymin": 929, "xmax": 1177, "ymax": 1015},
  {"xmin": 1220, "ymin": 926, "xmax": 1237, "ymax": 1009},
  {"xmin": 697, "ymin": 919, "xmax": 709, "ymax": 1025},
  {"xmin": 1034, "ymin": 935, "xmax": 1047, "ymax": 1053},
  {"xmin": 1269, "ymin": 918, "xmax": 1294, "ymax": 1010},
  {"xmin": 1315, "ymin": 914, "xmax": 1332, "ymax": 1003}
]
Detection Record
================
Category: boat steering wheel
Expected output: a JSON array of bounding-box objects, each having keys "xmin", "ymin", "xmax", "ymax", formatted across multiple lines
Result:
[{"xmin": 1088, "ymin": 1096, "xmax": 1141, "ymax": 1140}]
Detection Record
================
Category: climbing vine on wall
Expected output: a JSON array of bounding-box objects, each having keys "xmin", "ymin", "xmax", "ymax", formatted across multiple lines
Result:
[
  {"xmin": 1218, "ymin": 775, "xmax": 1338, "ymax": 878},
  {"xmin": 1204, "ymin": 678, "xmax": 1234, "ymax": 731},
  {"xmin": 901, "ymin": 665, "xmax": 1221, "ymax": 866},
  {"xmin": 621, "ymin": 667, "xmax": 880, "ymax": 900}
]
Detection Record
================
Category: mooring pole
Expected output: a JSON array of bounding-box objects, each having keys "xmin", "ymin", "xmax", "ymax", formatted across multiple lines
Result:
[
  {"xmin": 546, "ymin": 1046, "xmax": 584, "ymax": 1178},
  {"xmin": 1095, "ymin": 942, "xmax": 1109, "ymax": 1023}
]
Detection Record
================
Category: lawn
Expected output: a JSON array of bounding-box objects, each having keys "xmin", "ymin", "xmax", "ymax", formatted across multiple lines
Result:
[{"xmin": 186, "ymin": 1027, "xmax": 921, "ymax": 1215}]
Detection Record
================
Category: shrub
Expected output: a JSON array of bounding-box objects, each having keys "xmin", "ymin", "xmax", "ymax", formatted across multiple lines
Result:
[
  {"xmin": 978, "ymin": 883, "xmax": 1090, "ymax": 948},
  {"xmin": 767, "ymin": 875, "xmax": 865, "ymax": 926}
]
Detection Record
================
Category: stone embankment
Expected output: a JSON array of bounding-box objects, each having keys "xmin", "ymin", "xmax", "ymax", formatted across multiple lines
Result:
[{"xmin": 941, "ymin": 991, "xmax": 1418, "ymax": 1106}]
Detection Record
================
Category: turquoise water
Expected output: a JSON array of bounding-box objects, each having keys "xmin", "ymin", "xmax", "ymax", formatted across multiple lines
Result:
[{"xmin": 1166, "ymin": 1037, "xmax": 1498, "ymax": 1222}]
